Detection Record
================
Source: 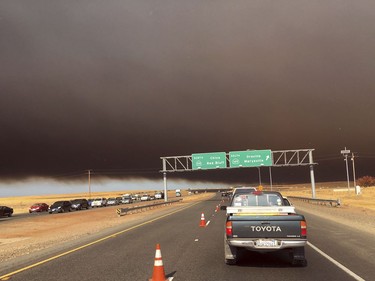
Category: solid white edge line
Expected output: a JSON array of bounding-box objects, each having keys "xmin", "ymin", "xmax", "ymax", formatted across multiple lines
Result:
[{"xmin": 307, "ymin": 241, "xmax": 366, "ymax": 281}]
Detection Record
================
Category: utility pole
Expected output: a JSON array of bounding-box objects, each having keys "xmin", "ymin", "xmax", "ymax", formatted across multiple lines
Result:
[
  {"xmin": 351, "ymin": 153, "xmax": 357, "ymax": 188},
  {"xmin": 87, "ymin": 170, "xmax": 92, "ymax": 199},
  {"xmin": 341, "ymin": 147, "xmax": 351, "ymax": 192}
]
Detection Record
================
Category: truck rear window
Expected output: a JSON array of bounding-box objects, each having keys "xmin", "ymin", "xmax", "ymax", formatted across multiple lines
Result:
[{"xmin": 232, "ymin": 193, "xmax": 283, "ymax": 207}]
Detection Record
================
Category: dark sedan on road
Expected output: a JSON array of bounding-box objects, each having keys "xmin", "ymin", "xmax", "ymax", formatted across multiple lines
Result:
[
  {"xmin": 70, "ymin": 199, "xmax": 89, "ymax": 210},
  {"xmin": 121, "ymin": 196, "xmax": 133, "ymax": 204},
  {"xmin": 48, "ymin": 201, "xmax": 72, "ymax": 214},
  {"xmin": 0, "ymin": 206, "xmax": 13, "ymax": 217},
  {"xmin": 106, "ymin": 197, "xmax": 121, "ymax": 206},
  {"xmin": 29, "ymin": 203, "xmax": 49, "ymax": 213}
]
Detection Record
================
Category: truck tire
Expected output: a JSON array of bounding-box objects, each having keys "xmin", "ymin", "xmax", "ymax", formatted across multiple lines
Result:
[
  {"xmin": 224, "ymin": 235, "xmax": 238, "ymax": 265},
  {"xmin": 290, "ymin": 247, "xmax": 307, "ymax": 267}
]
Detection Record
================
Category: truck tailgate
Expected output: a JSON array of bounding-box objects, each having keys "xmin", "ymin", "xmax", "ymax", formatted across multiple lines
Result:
[{"xmin": 230, "ymin": 215, "xmax": 304, "ymax": 238}]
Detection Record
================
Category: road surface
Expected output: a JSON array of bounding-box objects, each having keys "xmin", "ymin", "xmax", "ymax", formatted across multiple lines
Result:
[{"xmin": 1, "ymin": 194, "xmax": 373, "ymax": 280}]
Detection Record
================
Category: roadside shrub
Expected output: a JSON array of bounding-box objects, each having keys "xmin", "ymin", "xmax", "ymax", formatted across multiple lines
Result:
[{"xmin": 357, "ymin": 176, "xmax": 375, "ymax": 187}]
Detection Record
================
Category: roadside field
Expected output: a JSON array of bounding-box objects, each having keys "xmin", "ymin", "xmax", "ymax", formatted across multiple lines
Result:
[
  {"xmin": 269, "ymin": 182, "xmax": 375, "ymax": 211},
  {"xmin": 0, "ymin": 189, "xmax": 196, "ymax": 214},
  {"xmin": 1, "ymin": 182, "xmax": 375, "ymax": 213},
  {"xmin": 0, "ymin": 191, "xmax": 214, "ymax": 264}
]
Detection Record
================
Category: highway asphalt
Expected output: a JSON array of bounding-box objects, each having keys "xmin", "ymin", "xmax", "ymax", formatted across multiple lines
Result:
[{"xmin": 1, "ymin": 194, "xmax": 374, "ymax": 280}]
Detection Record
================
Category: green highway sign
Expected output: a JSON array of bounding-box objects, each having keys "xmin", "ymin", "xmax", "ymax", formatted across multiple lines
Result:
[
  {"xmin": 192, "ymin": 152, "xmax": 227, "ymax": 170},
  {"xmin": 229, "ymin": 150, "xmax": 273, "ymax": 168}
]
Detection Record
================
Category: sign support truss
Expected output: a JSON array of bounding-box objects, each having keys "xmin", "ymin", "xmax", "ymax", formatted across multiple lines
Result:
[
  {"xmin": 161, "ymin": 149, "xmax": 316, "ymax": 172},
  {"xmin": 160, "ymin": 149, "xmax": 317, "ymax": 199}
]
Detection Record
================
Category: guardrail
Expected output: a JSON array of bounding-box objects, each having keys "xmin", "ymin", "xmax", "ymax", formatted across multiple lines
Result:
[
  {"xmin": 116, "ymin": 199, "xmax": 182, "ymax": 216},
  {"xmin": 287, "ymin": 196, "xmax": 341, "ymax": 207}
]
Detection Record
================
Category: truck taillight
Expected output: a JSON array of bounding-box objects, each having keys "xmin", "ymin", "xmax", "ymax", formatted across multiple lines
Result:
[
  {"xmin": 226, "ymin": 221, "xmax": 233, "ymax": 236},
  {"xmin": 300, "ymin": 221, "xmax": 307, "ymax": 236}
]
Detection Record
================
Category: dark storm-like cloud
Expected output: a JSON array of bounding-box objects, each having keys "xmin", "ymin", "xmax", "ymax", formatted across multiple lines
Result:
[{"xmin": 0, "ymin": 1, "xmax": 374, "ymax": 182}]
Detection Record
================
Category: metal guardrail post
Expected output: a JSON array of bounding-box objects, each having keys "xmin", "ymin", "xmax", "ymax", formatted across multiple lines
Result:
[
  {"xmin": 288, "ymin": 196, "xmax": 341, "ymax": 207},
  {"xmin": 116, "ymin": 199, "xmax": 182, "ymax": 216}
]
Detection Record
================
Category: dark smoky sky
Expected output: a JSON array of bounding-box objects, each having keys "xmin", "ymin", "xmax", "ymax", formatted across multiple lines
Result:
[{"xmin": 0, "ymin": 1, "xmax": 374, "ymax": 184}]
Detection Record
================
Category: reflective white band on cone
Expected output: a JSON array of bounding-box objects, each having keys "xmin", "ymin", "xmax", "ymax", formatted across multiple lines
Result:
[{"xmin": 154, "ymin": 260, "xmax": 163, "ymax": 266}]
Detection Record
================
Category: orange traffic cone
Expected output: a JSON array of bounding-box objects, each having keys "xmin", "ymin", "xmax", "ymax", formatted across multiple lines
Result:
[
  {"xmin": 149, "ymin": 244, "xmax": 167, "ymax": 281},
  {"xmin": 215, "ymin": 205, "xmax": 219, "ymax": 212},
  {"xmin": 199, "ymin": 213, "xmax": 206, "ymax": 227}
]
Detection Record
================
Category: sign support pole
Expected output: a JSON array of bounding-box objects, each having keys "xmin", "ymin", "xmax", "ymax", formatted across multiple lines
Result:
[
  {"xmin": 309, "ymin": 151, "xmax": 316, "ymax": 199},
  {"xmin": 269, "ymin": 167, "xmax": 273, "ymax": 191},
  {"xmin": 163, "ymin": 172, "xmax": 168, "ymax": 202},
  {"xmin": 162, "ymin": 159, "xmax": 168, "ymax": 202}
]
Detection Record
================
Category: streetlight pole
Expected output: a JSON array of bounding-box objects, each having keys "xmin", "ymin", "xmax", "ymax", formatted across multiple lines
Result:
[{"xmin": 341, "ymin": 148, "xmax": 351, "ymax": 192}]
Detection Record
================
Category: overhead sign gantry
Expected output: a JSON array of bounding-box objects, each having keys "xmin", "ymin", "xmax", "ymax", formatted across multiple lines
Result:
[{"xmin": 160, "ymin": 149, "xmax": 317, "ymax": 200}]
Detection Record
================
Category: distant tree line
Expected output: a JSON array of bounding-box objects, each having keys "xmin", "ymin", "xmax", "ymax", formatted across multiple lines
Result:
[{"xmin": 357, "ymin": 176, "xmax": 375, "ymax": 187}]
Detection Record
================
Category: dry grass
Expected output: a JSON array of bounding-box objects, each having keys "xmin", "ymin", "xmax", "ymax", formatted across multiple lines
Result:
[
  {"xmin": 268, "ymin": 182, "xmax": 375, "ymax": 211},
  {"xmin": 0, "ymin": 190, "xmax": 209, "ymax": 214},
  {"xmin": 1, "ymin": 182, "xmax": 374, "ymax": 213}
]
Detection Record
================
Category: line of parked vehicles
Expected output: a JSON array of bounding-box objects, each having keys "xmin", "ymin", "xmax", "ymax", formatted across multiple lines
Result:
[{"xmin": 0, "ymin": 191, "xmax": 166, "ymax": 217}]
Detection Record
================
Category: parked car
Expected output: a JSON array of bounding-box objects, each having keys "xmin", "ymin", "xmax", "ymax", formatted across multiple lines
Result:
[
  {"xmin": 154, "ymin": 192, "xmax": 164, "ymax": 199},
  {"xmin": 48, "ymin": 201, "xmax": 72, "ymax": 214},
  {"xmin": 29, "ymin": 203, "xmax": 49, "ymax": 213},
  {"xmin": 121, "ymin": 196, "xmax": 133, "ymax": 204},
  {"xmin": 0, "ymin": 206, "xmax": 13, "ymax": 217},
  {"xmin": 140, "ymin": 194, "xmax": 150, "ymax": 201},
  {"xmin": 87, "ymin": 199, "xmax": 94, "ymax": 207},
  {"xmin": 91, "ymin": 198, "xmax": 107, "ymax": 207},
  {"xmin": 70, "ymin": 199, "xmax": 89, "ymax": 210},
  {"xmin": 107, "ymin": 197, "xmax": 121, "ymax": 206}
]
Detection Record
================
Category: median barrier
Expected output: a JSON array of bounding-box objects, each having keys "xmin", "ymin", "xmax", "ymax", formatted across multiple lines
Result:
[
  {"xmin": 288, "ymin": 196, "xmax": 341, "ymax": 207},
  {"xmin": 116, "ymin": 199, "xmax": 182, "ymax": 217}
]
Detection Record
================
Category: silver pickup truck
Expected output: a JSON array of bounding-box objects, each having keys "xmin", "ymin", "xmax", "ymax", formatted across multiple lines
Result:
[{"xmin": 222, "ymin": 191, "xmax": 307, "ymax": 266}]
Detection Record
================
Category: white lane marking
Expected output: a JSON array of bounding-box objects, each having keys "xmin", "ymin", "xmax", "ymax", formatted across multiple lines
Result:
[
  {"xmin": 308, "ymin": 241, "xmax": 366, "ymax": 281},
  {"xmin": 206, "ymin": 220, "xmax": 211, "ymax": 226}
]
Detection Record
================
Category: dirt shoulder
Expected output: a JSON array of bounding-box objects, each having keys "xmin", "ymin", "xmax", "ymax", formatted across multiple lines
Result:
[
  {"xmin": 0, "ymin": 193, "xmax": 214, "ymax": 265},
  {"xmin": 289, "ymin": 199, "xmax": 375, "ymax": 235}
]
